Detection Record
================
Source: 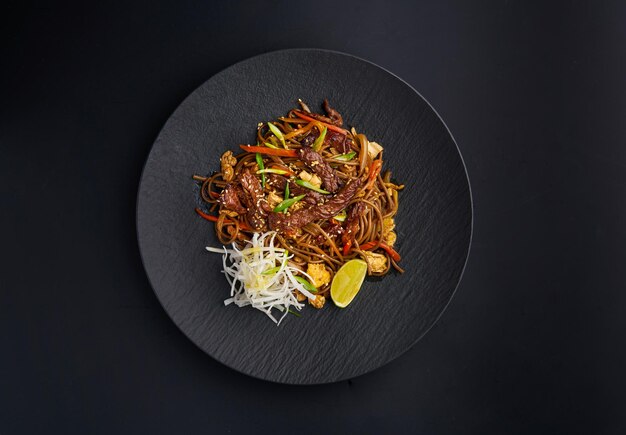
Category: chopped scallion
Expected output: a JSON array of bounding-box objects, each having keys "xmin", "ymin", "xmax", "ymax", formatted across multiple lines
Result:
[
  {"xmin": 294, "ymin": 276, "xmax": 318, "ymax": 293},
  {"xmin": 333, "ymin": 209, "xmax": 347, "ymax": 222},
  {"xmin": 255, "ymin": 153, "xmax": 265, "ymax": 188},
  {"xmin": 267, "ymin": 122, "xmax": 286, "ymax": 148},
  {"xmin": 256, "ymin": 168, "xmax": 290, "ymax": 175},
  {"xmin": 273, "ymin": 194, "xmax": 305, "ymax": 212},
  {"xmin": 312, "ymin": 126, "xmax": 327, "ymax": 151},
  {"xmin": 333, "ymin": 151, "xmax": 357, "ymax": 161},
  {"xmin": 295, "ymin": 179, "xmax": 330, "ymax": 194}
]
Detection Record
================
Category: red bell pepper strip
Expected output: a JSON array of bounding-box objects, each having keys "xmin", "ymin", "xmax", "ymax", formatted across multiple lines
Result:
[
  {"xmin": 342, "ymin": 240, "xmax": 353, "ymax": 256},
  {"xmin": 359, "ymin": 240, "xmax": 401, "ymax": 262},
  {"xmin": 292, "ymin": 110, "xmax": 348, "ymax": 135},
  {"xmin": 239, "ymin": 145, "xmax": 297, "ymax": 157}
]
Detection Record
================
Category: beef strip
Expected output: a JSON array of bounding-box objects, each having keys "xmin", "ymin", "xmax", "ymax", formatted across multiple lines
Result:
[
  {"xmin": 301, "ymin": 191, "xmax": 324, "ymax": 206},
  {"xmin": 300, "ymin": 130, "xmax": 319, "ymax": 147},
  {"xmin": 327, "ymin": 130, "xmax": 353, "ymax": 154},
  {"xmin": 239, "ymin": 169, "xmax": 269, "ymax": 230},
  {"xmin": 219, "ymin": 184, "xmax": 246, "ymax": 215},
  {"xmin": 301, "ymin": 127, "xmax": 351, "ymax": 154},
  {"xmin": 298, "ymin": 147, "xmax": 341, "ymax": 193},
  {"xmin": 342, "ymin": 202, "xmax": 364, "ymax": 246},
  {"xmin": 268, "ymin": 178, "xmax": 362, "ymax": 235},
  {"xmin": 266, "ymin": 174, "xmax": 287, "ymax": 190},
  {"xmin": 322, "ymin": 99, "xmax": 343, "ymax": 126}
]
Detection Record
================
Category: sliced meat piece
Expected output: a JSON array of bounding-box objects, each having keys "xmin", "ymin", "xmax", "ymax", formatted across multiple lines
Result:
[
  {"xmin": 298, "ymin": 147, "xmax": 341, "ymax": 193},
  {"xmin": 299, "ymin": 100, "xmax": 343, "ymax": 127},
  {"xmin": 219, "ymin": 184, "xmax": 246, "ymax": 215},
  {"xmin": 268, "ymin": 178, "xmax": 362, "ymax": 235},
  {"xmin": 308, "ymin": 177, "xmax": 361, "ymax": 218},
  {"xmin": 301, "ymin": 191, "xmax": 324, "ymax": 206},
  {"xmin": 326, "ymin": 130, "xmax": 353, "ymax": 154},
  {"xmin": 267, "ymin": 174, "xmax": 287, "ymax": 191},
  {"xmin": 322, "ymin": 99, "xmax": 343, "ymax": 127},
  {"xmin": 300, "ymin": 130, "xmax": 319, "ymax": 148},
  {"xmin": 240, "ymin": 169, "xmax": 269, "ymax": 230},
  {"xmin": 240, "ymin": 170, "xmax": 268, "ymax": 210},
  {"xmin": 341, "ymin": 202, "xmax": 364, "ymax": 247}
]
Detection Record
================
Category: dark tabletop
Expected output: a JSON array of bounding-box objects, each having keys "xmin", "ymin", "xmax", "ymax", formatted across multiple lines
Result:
[{"xmin": 2, "ymin": 1, "xmax": 625, "ymax": 434}]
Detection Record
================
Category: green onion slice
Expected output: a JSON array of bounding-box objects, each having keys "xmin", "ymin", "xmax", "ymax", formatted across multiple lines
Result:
[
  {"xmin": 333, "ymin": 151, "xmax": 357, "ymax": 161},
  {"xmin": 295, "ymin": 179, "xmax": 330, "ymax": 194},
  {"xmin": 267, "ymin": 122, "xmax": 286, "ymax": 148},
  {"xmin": 273, "ymin": 194, "xmax": 305, "ymax": 212},
  {"xmin": 294, "ymin": 276, "xmax": 318, "ymax": 293},
  {"xmin": 255, "ymin": 153, "xmax": 265, "ymax": 188},
  {"xmin": 256, "ymin": 168, "xmax": 289, "ymax": 175},
  {"xmin": 261, "ymin": 266, "xmax": 281, "ymax": 275},
  {"xmin": 283, "ymin": 183, "xmax": 290, "ymax": 213},
  {"xmin": 333, "ymin": 209, "xmax": 347, "ymax": 222},
  {"xmin": 312, "ymin": 126, "xmax": 327, "ymax": 151}
]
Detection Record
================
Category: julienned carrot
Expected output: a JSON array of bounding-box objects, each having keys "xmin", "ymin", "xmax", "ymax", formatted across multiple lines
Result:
[
  {"xmin": 195, "ymin": 208, "xmax": 251, "ymax": 231},
  {"xmin": 365, "ymin": 159, "xmax": 383, "ymax": 190},
  {"xmin": 195, "ymin": 208, "xmax": 221, "ymax": 223},
  {"xmin": 284, "ymin": 121, "xmax": 323, "ymax": 139},
  {"xmin": 239, "ymin": 145, "xmax": 297, "ymax": 157},
  {"xmin": 359, "ymin": 240, "xmax": 401, "ymax": 262},
  {"xmin": 292, "ymin": 110, "xmax": 347, "ymax": 135}
]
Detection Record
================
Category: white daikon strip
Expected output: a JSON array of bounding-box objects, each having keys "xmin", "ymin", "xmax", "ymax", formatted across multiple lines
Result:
[{"xmin": 206, "ymin": 231, "xmax": 313, "ymax": 325}]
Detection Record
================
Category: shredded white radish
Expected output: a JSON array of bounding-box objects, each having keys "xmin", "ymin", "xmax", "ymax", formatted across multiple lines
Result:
[{"xmin": 206, "ymin": 232, "xmax": 317, "ymax": 325}]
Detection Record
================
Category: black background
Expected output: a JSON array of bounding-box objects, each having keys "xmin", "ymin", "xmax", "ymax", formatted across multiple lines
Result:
[{"xmin": 2, "ymin": 1, "xmax": 625, "ymax": 434}]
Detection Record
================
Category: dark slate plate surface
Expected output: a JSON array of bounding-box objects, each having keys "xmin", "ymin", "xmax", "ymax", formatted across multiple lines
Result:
[{"xmin": 136, "ymin": 49, "xmax": 472, "ymax": 384}]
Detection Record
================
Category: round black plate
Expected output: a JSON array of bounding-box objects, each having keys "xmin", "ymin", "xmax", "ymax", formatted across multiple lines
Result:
[{"xmin": 137, "ymin": 49, "xmax": 472, "ymax": 384}]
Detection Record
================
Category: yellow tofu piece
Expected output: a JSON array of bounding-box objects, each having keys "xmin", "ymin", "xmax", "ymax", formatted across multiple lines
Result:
[
  {"xmin": 367, "ymin": 141, "xmax": 384, "ymax": 159},
  {"xmin": 363, "ymin": 251, "xmax": 388, "ymax": 273},
  {"xmin": 308, "ymin": 294, "xmax": 326, "ymax": 309},
  {"xmin": 290, "ymin": 200, "xmax": 305, "ymax": 212},
  {"xmin": 383, "ymin": 217, "xmax": 395, "ymax": 235},
  {"xmin": 267, "ymin": 191, "xmax": 283, "ymax": 209},
  {"xmin": 306, "ymin": 263, "xmax": 331, "ymax": 288},
  {"xmin": 299, "ymin": 170, "xmax": 322, "ymax": 188}
]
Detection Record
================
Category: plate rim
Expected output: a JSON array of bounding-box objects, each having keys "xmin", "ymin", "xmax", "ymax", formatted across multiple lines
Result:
[{"xmin": 135, "ymin": 47, "xmax": 474, "ymax": 384}]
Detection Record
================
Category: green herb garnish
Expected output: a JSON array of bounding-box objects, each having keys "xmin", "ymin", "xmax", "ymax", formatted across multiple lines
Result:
[
  {"xmin": 255, "ymin": 153, "xmax": 265, "ymax": 188},
  {"xmin": 273, "ymin": 194, "xmax": 305, "ymax": 212},
  {"xmin": 295, "ymin": 179, "xmax": 330, "ymax": 194},
  {"xmin": 312, "ymin": 126, "xmax": 327, "ymax": 151},
  {"xmin": 267, "ymin": 122, "xmax": 286, "ymax": 148}
]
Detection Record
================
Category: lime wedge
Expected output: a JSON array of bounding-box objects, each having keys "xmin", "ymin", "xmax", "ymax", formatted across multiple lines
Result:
[{"xmin": 331, "ymin": 259, "xmax": 368, "ymax": 308}]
